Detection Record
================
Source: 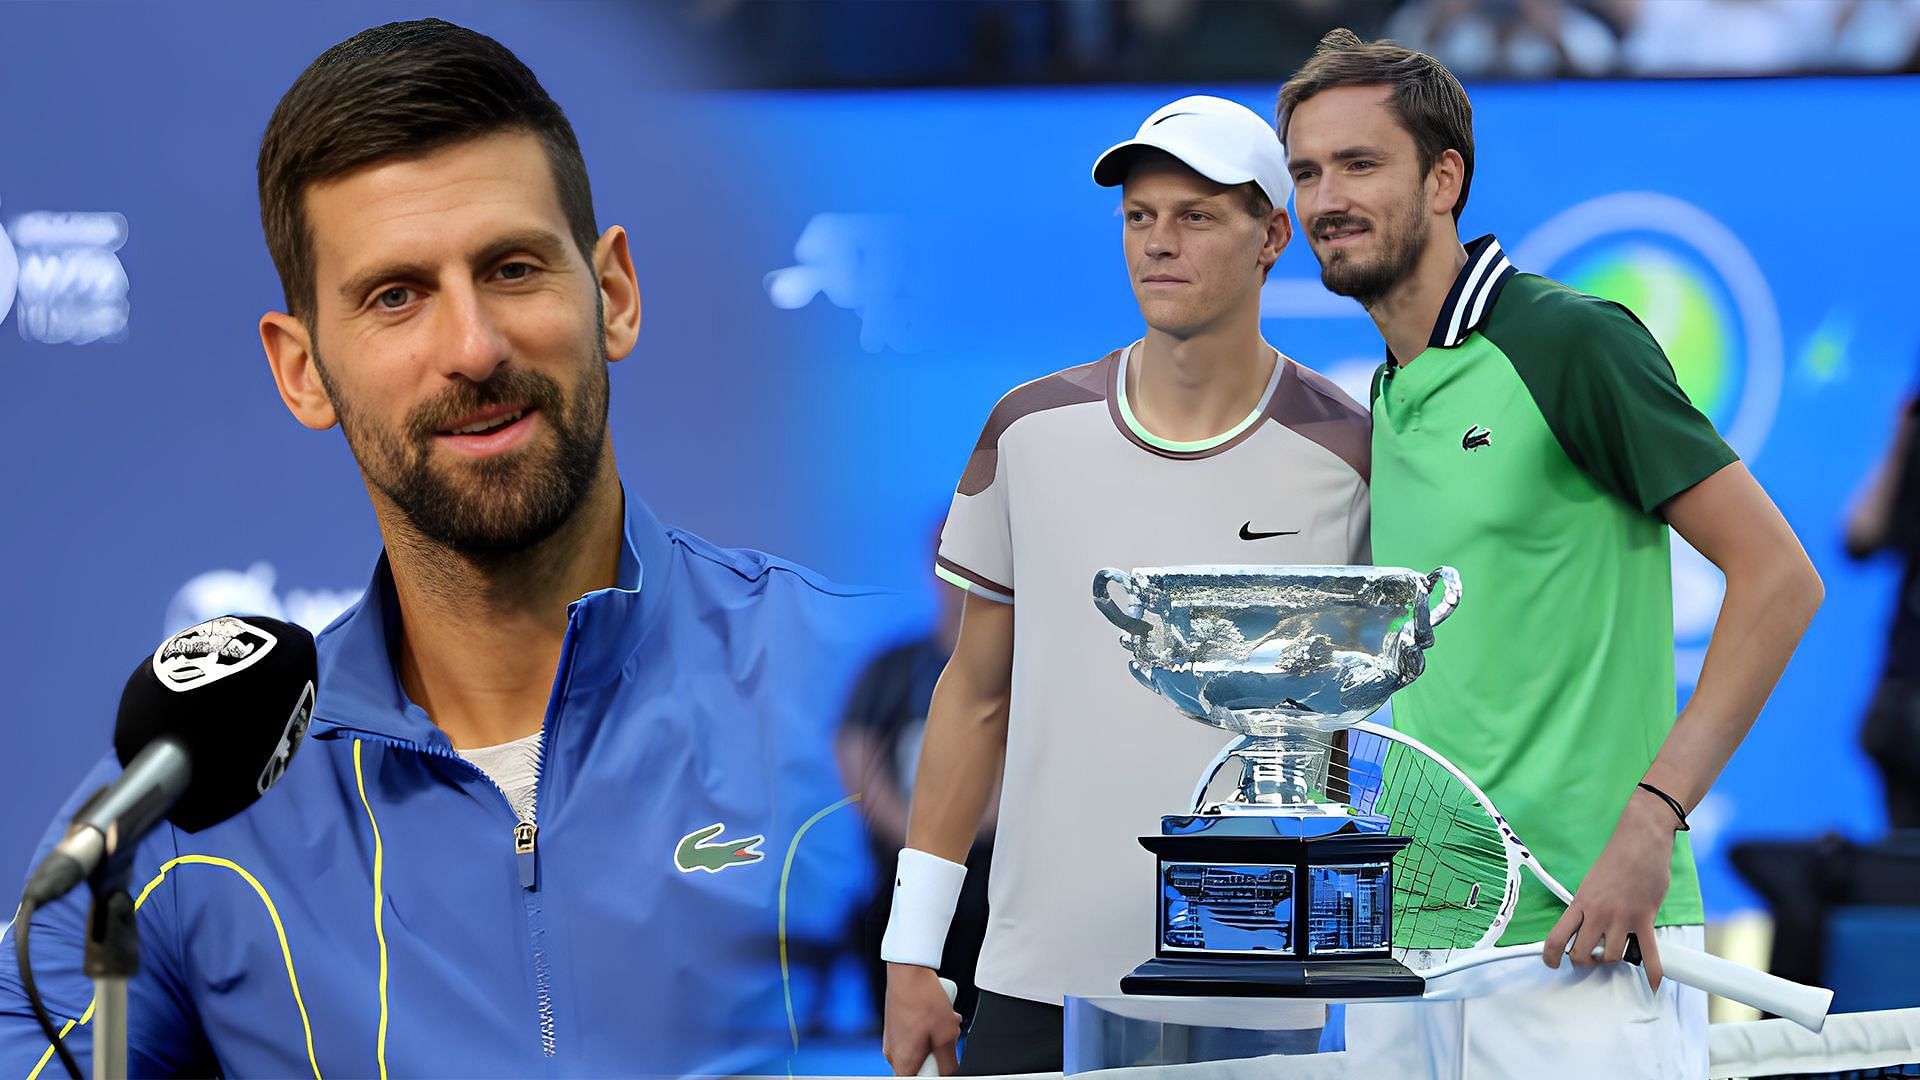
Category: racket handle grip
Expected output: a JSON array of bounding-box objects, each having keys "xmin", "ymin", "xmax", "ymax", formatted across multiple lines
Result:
[
  {"xmin": 915, "ymin": 977, "xmax": 960, "ymax": 1077},
  {"xmin": 1662, "ymin": 944, "xmax": 1833, "ymax": 1033}
]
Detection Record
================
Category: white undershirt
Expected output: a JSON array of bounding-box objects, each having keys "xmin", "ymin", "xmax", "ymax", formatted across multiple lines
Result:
[{"xmin": 456, "ymin": 730, "xmax": 543, "ymax": 825}]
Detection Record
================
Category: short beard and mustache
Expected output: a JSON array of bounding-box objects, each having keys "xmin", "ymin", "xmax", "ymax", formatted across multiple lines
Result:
[
  {"xmin": 316, "ymin": 336, "xmax": 610, "ymax": 560},
  {"xmin": 1312, "ymin": 187, "xmax": 1431, "ymax": 310}
]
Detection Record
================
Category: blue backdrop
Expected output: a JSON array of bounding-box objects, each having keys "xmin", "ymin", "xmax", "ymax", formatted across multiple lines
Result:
[
  {"xmin": 0, "ymin": 4, "xmax": 918, "ymax": 913},
  {"xmin": 2, "ymin": 3, "xmax": 1916, "ymax": 954}
]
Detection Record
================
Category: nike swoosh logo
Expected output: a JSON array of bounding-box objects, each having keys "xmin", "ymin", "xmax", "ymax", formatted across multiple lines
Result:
[
  {"xmin": 674, "ymin": 822, "xmax": 766, "ymax": 873},
  {"xmin": 1239, "ymin": 523, "xmax": 1299, "ymax": 541}
]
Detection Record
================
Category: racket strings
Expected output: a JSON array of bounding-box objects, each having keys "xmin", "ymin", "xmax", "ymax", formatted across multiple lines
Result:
[{"xmin": 1325, "ymin": 729, "xmax": 1515, "ymax": 966}]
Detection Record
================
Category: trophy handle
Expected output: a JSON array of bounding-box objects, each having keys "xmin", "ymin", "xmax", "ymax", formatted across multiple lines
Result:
[
  {"xmin": 1092, "ymin": 567, "xmax": 1152, "ymax": 637},
  {"xmin": 1392, "ymin": 566, "xmax": 1463, "ymax": 687},
  {"xmin": 1425, "ymin": 566, "xmax": 1462, "ymax": 629}
]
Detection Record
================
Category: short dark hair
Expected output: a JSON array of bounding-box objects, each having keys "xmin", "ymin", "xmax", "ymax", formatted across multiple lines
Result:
[
  {"xmin": 258, "ymin": 18, "xmax": 600, "ymax": 320},
  {"xmin": 1276, "ymin": 28, "xmax": 1475, "ymax": 221}
]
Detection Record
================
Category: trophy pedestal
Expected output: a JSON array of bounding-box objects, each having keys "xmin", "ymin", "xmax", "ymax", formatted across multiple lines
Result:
[
  {"xmin": 1127, "ymin": 813, "xmax": 1425, "ymax": 998},
  {"xmin": 1122, "ymin": 954, "xmax": 1423, "ymax": 997}
]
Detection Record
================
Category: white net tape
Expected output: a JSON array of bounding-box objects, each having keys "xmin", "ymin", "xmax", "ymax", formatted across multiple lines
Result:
[
  {"xmin": 1198, "ymin": 1010, "xmax": 1920, "ymax": 1079},
  {"xmin": 1708, "ymin": 1007, "xmax": 1920, "ymax": 1079},
  {"xmin": 822, "ymin": 1008, "xmax": 1920, "ymax": 1080}
]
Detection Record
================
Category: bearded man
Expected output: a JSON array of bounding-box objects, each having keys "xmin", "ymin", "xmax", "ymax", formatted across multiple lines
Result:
[{"xmin": 0, "ymin": 19, "xmax": 882, "ymax": 1077}]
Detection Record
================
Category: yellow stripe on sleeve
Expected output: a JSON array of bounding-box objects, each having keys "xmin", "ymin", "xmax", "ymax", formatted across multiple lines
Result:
[{"xmin": 26, "ymin": 855, "xmax": 323, "ymax": 1080}]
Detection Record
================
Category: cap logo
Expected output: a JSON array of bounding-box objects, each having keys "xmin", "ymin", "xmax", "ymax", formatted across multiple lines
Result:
[{"xmin": 152, "ymin": 615, "xmax": 278, "ymax": 692}]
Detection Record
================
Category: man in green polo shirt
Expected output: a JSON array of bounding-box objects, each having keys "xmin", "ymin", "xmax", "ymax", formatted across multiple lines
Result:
[{"xmin": 1278, "ymin": 29, "xmax": 1824, "ymax": 1078}]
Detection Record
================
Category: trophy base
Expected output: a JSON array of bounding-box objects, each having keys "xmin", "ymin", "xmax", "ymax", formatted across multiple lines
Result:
[{"xmin": 1120, "ymin": 955, "xmax": 1425, "ymax": 998}]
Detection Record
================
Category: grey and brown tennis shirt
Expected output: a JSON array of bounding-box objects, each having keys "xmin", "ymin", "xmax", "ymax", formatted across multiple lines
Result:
[
  {"xmin": 936, "ymin": 342, "xmax": 1370, "ymax": 1003},
  {"xmin": 1370, "ymin": 235, "xmax": 1739, "ymax": 946}
]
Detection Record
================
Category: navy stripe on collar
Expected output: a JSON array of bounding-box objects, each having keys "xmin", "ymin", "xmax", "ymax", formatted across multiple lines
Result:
[{"xmin": 1427, "ymin": 235, "xmax": 1517, "ymax": 350}]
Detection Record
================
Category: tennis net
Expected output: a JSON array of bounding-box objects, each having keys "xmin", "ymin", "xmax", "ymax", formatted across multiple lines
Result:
[
  {"xmin": 1044, "ymin": 1007, "xmax": 1920, "ymax": 1079},
  {"xmin": 1710, "ymin": 1007, "xmax": 1920, "ymax": 1079}
]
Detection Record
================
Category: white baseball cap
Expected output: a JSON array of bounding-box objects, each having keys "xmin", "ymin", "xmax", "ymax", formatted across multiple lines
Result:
[{"xmin": 1091, "ymin": 95, "xmax": 1292, "ymax": 209}]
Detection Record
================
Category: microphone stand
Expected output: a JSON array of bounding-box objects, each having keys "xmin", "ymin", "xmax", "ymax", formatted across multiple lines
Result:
[{"xmin": 83, "ymin": 855, "xmax": 137, "ymax": 1080}]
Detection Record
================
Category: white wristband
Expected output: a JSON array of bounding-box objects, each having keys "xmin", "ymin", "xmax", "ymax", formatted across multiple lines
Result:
[{"xmin": 879, "ymin": 847, "xmax": 967, "ymax": 968}]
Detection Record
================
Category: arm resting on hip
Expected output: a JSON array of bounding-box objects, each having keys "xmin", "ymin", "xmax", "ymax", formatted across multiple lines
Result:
[
  {"xmin": 1651, "ymin": 460, "xmax": 1824, "ymax": 808},
  {"xmin": 1545, "ymin": 461, "xmax": 1824, "ymax": 982}
]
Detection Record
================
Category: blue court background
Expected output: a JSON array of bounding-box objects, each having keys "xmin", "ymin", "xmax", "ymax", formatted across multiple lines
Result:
[{"xmin": 1, "ymin": 3, "xmax": 1915, "ymax": 1010}]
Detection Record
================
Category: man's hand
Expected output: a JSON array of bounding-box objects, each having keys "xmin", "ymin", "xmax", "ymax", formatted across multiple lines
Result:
[
  {"xmin": 1541, "ymin": 789, "xmax": 1678, "ymax": 988},
  {"xmin": 882, "ymin": 962, "xmax": 961, "ymax": 1076}
]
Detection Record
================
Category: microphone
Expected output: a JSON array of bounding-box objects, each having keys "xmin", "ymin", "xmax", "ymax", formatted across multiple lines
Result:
[{"xmin": 23, "ymin": 615, "xmax": 317, "ymax": 904}]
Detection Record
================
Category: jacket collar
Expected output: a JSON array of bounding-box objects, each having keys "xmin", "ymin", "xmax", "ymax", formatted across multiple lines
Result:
[
  {"xmin": 1428, "ymin": 234, "xmax": 1515, "ymax": 350},
  {"xmin": 310, "ymin": 488, "xmax": 672, "ymax": 746},
  {"xmin": 1387, "ymin": 234, "xmax": 1517, "ymax": 366}
]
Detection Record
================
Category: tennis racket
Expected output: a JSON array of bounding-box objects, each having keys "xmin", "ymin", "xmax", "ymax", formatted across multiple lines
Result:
[{"xmin": 1318, "ymin": 720, "xmax": 1834, "ymax": 1031}]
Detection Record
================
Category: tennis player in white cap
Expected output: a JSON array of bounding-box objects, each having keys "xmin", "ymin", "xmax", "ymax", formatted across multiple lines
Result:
[{"xmin": 879, "ymin": 96, "xmax": 1374, "ymax": 1075}]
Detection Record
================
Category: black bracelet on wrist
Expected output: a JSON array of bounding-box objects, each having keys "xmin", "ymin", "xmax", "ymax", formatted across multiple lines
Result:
[{"xmin": 1637, "ymin": 782, "xmax": 1690, "ymax": 831}]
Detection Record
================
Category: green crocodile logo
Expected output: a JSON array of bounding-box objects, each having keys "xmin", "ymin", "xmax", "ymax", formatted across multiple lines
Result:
[{"xmin": 674, "ymin": 822, "xmax": 766, "ymax": 874}]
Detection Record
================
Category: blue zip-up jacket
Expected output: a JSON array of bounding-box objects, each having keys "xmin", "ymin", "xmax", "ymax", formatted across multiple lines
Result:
[{"xmin": 0, "ymin": 496, "xmax": 892, "ymax": 1077}]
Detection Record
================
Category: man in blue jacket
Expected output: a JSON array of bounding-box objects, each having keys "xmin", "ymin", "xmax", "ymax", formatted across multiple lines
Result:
[{"xmin": 0, "ymin": 19, "xmax": 885, "ymax": 1077}]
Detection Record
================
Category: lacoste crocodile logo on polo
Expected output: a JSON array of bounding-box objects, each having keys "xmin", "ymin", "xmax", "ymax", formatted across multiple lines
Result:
[
  {"xmin": 674, "ymin": 822, "xmax": 765, "ymax": 873},
  {"xmin": 1462, "ymin": 425, "xmax": 1493, "ymax": 452},
  {"xmin": 1239, "ymin": 523, "xmax": 1300, "ymax": 541}
]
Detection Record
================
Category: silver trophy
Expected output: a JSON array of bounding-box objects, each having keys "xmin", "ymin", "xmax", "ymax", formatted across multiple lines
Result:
[{"xmin": 1093, "ymin": 564, "xmax": 1460, "ymax": 996}]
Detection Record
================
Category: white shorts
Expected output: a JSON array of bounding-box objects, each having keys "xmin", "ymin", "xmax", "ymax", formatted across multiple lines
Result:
[{"xmin": 1345, "ymin": 925, "xmax": 1710, "ymax": 1080}]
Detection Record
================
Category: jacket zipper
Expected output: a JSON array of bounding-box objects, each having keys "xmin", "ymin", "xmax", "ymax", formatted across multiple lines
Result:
[
  {"xmin": 357, "ymin": 736, "xmax": 541, "ymax": 882},
  {"xmin": 514, "ymin": 822, "xmax": 539, "ymax": 889},
  {"xmin": 346, "ymin": 736, "xmax": 555, "ymax": 1058},
  {"xmin": 521, "ymin": 611, "xmax": 584, "ymax": 1063},
  {"xmin": 341, "ymin": 607, "xmax": 582, "ymax": 1063}
]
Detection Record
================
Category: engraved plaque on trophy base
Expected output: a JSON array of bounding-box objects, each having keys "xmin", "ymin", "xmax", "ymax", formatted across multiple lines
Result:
[{"xmin": 1121, "ymin": 815, "xmax": 1425, "ymax": 998}]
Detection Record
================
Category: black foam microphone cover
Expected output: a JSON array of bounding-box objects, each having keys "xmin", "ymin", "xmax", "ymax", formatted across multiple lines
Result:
[{"xmin": 114, "ymin": 614, "xmax": 317, "ymax": 833}]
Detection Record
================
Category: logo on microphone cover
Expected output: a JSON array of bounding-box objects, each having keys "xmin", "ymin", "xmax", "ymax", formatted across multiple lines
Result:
[
  {"xmin": 259, "ymin": 682, "xmax": 313, "ymax": 795},
  {"xmin": 152, "ymin": 616, "xmax": 279, "ymax": 692}
]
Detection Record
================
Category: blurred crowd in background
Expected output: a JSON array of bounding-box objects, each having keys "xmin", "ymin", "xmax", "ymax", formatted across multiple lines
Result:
[{"xmin": 690, "ymin": 0, "xmax": 1920, "ymax": 86}]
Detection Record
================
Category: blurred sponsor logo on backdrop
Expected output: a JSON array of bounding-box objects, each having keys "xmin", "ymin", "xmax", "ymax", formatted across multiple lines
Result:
[
  {"xmin": 765, "ymin": 213, "xmax": 924, "ymax": 355},
  {"xmin": 0, "ymin": 198, "xmax": 130, "ymax": 344},
  {"xmin": 165, "ymin": 563, "xmax": 361, "ymax": 640}
]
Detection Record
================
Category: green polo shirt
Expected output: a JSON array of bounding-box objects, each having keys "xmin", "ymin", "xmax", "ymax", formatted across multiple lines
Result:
[{"xmin": 1370, "ymin": 235, "xmax": 1738, "ymax": 944}]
